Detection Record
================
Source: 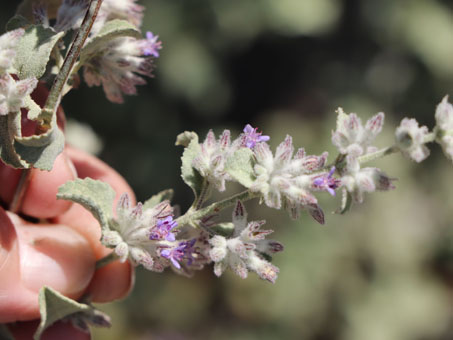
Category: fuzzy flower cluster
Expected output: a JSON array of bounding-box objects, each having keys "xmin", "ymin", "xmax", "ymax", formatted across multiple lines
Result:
[
  {"xmin": 395, "ymin": 118, "xmax": 430, "ymax": 163},
  {"xmin": 83, "ymin": 32, "xmax": 161, "ymax": 103},
  {"xmin": 332, "ymin": 109, "xmax": 394, "ymax": 203},
  {"xmin": 0, "ymin": 29, "xmax": 38, "ymax": 116},
  {"xmin": 102, "ymin": 194, "xmax": 184, "ymax": 271},
  {"xmin": 209, "ymin": 201, "xmax": 283, "ymax": 283},
  {"xmin": 46, "ymin": 0, "xmax": 162, "ymax": 103},
  {"xmin": 191, "ymin": 125, "xmax": 341, "ymax": 223},
  {"xmin": 250, "ymin": 135, "xmax": 337, "ymax": 223},
  {"xmin": 102, "ymin": 193, "xmax": 213, "ymax": 275}
]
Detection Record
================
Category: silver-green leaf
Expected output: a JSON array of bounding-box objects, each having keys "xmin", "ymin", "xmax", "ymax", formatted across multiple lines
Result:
[
  {"xmin": 225, "ymin": 148, "xmax": 256, "ymax": 188},
  {"xmin": 80, "ymin": 19, "xmax": 141, "ymax": 61},
  {"xmin": 143, "ymin": 189, "xmax": 174, "ymax": 211},
  {"xmin": 0, "ymin": 113, "xmax": 28, "ymax": 169},
  {"xmin": 15, "ymin": 126, "xmax": 65, "ymax": 171},
  {"xmin": 180, "ymin": 134, "xmax": 204, "ymax": 199},
  {"xmin": 34, "ymin": 286, "xmax": 110, "ymax": 340},
  {"xmin": 57, "ymin": 178, "xmax": 116, "ymax": 231},
  {"xmin": 13, "ymin": 24, "xmax": 64, "ymax": 79}
]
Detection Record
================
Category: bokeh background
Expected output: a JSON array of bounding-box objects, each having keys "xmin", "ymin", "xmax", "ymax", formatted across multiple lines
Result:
[{"xmin": 4, "ymin": 0, "xmax": 453, "ymax": 339}]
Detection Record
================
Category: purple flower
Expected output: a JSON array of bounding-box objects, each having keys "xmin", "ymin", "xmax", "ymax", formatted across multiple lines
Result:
[
  {"xmin": 242, "ymin": 124, "xmax": 270, "ymax": 148},
  {"xmin": 160, "ymin": 240, "xmax": 195, "ymax": 269},
  {"xmin": 142, "ymin": 32, "xmax": 162, "ymax": 58},
  {"xmin": 150, "ymin": 216, "xmax": 177, "ymax": 241},
  {"xmin": 312, "ymin": 167, "xmax": 340, "ymax": 196}
]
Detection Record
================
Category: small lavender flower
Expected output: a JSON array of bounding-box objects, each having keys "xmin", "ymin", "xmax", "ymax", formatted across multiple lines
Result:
[
  {"xmin": 141, "ymin": 32, "xmax": 162, "ymax": 57},
  {"xmin": 395, "ymin": 118, "xmax": 430, "ymax": 163},
  {"xmin": 0, "ymin": 29, "xmax": 24, "ymax": 74},
  {"xmin": 249, "ymin": 135, "xmax": 329, "ymax": 222},
  {"xmin": 242, "ymin": 124, "xmax": 270, "ymax": 148},
  {"xmin": 434, "ymin": 96, "xmax": 453, "ymax": 161},
  {"xmin": 150, "ymin": 216, "xmax": 177, "ymax": 241},
  {"xmin": 0, "ymin": 74, "xmax": 38, "ymax": 116},
  {"xmin": 160, "ymin": 239, "xmax": 197, "ymax": 269},
  {"xmin": 209, "ymin": 201, "xmax": 283, "ymax": 283},
  {"xmin": 312, "ymin": 167, "xmax": 341, "ymax": 196},
  {"xmin": 332, "ymin": 108, "xmax": 384, "ymax": 156}
]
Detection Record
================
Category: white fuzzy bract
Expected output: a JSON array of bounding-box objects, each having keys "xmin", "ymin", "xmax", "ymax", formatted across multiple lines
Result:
[
  {"xmin": 395, "ymin": 118, "xmax": 430, "ymax": 163},
  {"xmin": 0, "ymin": 74, "xmax": 37, "ymax": 116},
  {"xmin": 0, "ymin": 29, "xmax": 24, "ymax": 74},
  {"xmin": 332, "ymin": 108, "xmax": 384, "ymax": 156}
]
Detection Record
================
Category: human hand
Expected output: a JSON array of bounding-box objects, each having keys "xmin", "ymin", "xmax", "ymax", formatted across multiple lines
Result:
[{"xmin": 0, "ymin": 146, "xmax": 135, "ymax": 339}]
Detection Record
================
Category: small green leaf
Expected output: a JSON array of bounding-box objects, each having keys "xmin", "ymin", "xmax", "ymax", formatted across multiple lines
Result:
[
  {"xmin": 0, "ymin": 324, "xmax": 14, "ymax": 340},
  {"xmin": 175, "ymin": 131, "xmax": 198, "ymax": 147},
  {"xmin": 0, "ymin": 113, "xmax": 29, "ymax": 169},
  {"xmin": 13, "ymin": 24, "xmax": 64, "ymax": 79},
  {"xmin": 57, "ymin": 178, "xmax": 116, "ymax": 231},
  {"xmin": 225, "ymin": 148, "xmax": 256, "ymax": 188},
  {"xmin": 181, "ymin": 135, "xmax": 204, "ymax": 199},
  {"xmin": 23, "ymin": 95, "xmax": 42, "ymax": 121},
  {"xmin": 34, "ymin": 286, "xmax": 110, "ymax": 340},
  {"xmin": 336, "ymin": 188, "xmax": 352, "ymax": 214},
  {"xmin": 80, "ymin": 19, "xmax": 141, "ymax": 61},
  {"xmin": 15, "ymin": 126, "xmax": 65, "ymax": 171},
  {"xmin": 143, "ymin": 189, "xmax": 174, "ymax": 211},
  {"xmin": 211, "ymin": 222, "xmax": 234, "ymax": 237},
  {"xmin": 5, "ymin": 15, "xmax": 30, "ymax": 31}
]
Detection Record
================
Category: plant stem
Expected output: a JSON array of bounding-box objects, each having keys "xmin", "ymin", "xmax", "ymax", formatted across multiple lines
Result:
[
  {"xmin": 95, "ymin": 252, "xmax": 119, "ymax": 269},
  {"xmin": 176, "ymin": 190, "xmax": 260, "ymax": 227},
  {"xmin": 41, "ymin": 0, "xmax": 103, "ymax": 127},
  {"xmin": 423, "ymin": 132, "xmax": 436, "ymax": 143},
  {"xmin": 357, "ymin": 145, "xmax": 399, "ymax": 164}
]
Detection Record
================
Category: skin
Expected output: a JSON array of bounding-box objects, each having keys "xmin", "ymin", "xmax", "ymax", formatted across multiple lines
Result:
[{"xmin": 0, "ymin": 145, "xmax": 135, "ymax": 339}]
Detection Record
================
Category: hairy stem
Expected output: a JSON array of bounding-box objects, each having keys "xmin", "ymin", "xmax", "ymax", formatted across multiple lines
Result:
[
  {"xmin": 357, "ymin": 145, "xmax": 400, "ymax": 164},
  {"xmin": 95, "ymin": 251, "xmax": 119, "ymax": 269},
  {"xmin": 176, "ymin": 190, "xmax": 260, "ymax": 228},
  {"xmin": 41, "ymin": 0, "xmax": 103, "ymax": 127},
  {"xmin": 423, "ymin": 132, "xmax": 436, "ymax": 143}
]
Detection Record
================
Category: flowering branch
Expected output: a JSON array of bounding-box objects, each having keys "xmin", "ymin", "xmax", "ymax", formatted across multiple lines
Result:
[{"xmin": 41, "ymin": 0, "xmax": 104, "ymax": 127}]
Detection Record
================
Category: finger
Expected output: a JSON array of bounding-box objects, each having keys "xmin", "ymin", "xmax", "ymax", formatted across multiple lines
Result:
[
  {"xmin": 0, "ymin": 209, "xmax": 95, "ymax": 323},
  {"xmin": 53, "ymin": 146, "xmax": 135, "ymax": 302},
  {"xmin": 20, "ymin": 150, "xmax": 76, "ymax": 219},
  {"xmin": 8, "ymin": 320, "xmax": 90, "ymax": 340}
]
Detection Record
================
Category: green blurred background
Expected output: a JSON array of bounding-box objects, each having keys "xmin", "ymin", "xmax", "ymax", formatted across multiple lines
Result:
[{"xmin": 5, "ymin": 0, "xmax": 453, "ymax": 338}]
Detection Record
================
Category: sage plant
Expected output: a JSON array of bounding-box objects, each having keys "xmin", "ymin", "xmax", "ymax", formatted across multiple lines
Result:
[{"xmin": 0, "ymin": 0, "xmax": 451, "ymax": 339}]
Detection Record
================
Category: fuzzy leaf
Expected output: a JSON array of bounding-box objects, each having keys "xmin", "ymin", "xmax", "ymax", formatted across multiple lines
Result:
[
  {"xmin": 211, "ymin": 222, "xmax": 235, "ymax": 237},
  {"xmin": 80, "ymin": 19, "xmax": 141, "ymax": 61},
  {"xmin": 181, "ymin": 135, "xmax": 204, "ymax": 199},
  {"xmin": 0, "ymin": 113, "xmax": 28, "ymax": 169},
  {"xmin": 24, "ymin": 95, "xmax": 42, "ymax": 121},
  {"xmin": 57, "ymin": 178, "xmax": 115, "ymax": 231},
  {"xmin": 143, "ymin": 189, "xmax": 174, "ymax": 211},
  {"xmin": 34, "ymin": 286, "xmax": 110, "ymax": 340},
  {"xmin": 175, "ymin": 131, "xmax": 198, "ymax": 147},
  {"xmin": 13, "ymin": 24, "xmax": 64, "ymax": 79},
  {"xmin": 225, "ymin": 148, "xmax": 256, "ymax": 188},
  {"xmin": 337, "ymin": 188, "xmax": 353, "ymax": 214},
  {"xmin": 6, "ymin": 15, "xmax": 30, "ymax": 31},
  {"xmin": 14, "ymin": 126, "xmax": 65, "ymax": 171}
]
